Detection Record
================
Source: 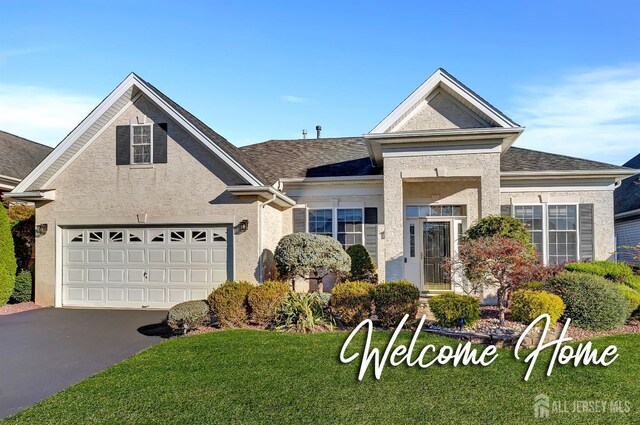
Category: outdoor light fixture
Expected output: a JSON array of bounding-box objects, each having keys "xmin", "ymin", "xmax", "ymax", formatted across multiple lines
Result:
[
  {"xmin": 35, "ymin": 223, "xmax": 48, "ymax": 237},
  {"xmin": 237, "ymin": 219, "xmax": 249, "ymax": 233}
]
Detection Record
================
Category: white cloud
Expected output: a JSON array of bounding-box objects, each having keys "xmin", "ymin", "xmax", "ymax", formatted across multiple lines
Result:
[
  {"xmin": 280, "ymin": 95, "xmax": 307, "ymax": 104},
  {"xmin": 509, "ymin": 65, "xmax": 640, "ymax": 165},
  {"xmin": 0, "ymin": 84, "xmax": 98, "ymax": 146}
]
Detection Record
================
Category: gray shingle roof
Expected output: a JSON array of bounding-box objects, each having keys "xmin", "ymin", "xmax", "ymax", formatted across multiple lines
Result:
[
  {"xmin": 0, "ymin": 130, "xmax": 52, "ymax": 180},
  {"xmin": 137, "ymin": 75, "xmax": 270, "ymax": 185},
  {"xmin": 500, "ymin": 147, "xmax": 630, "ymax": 172},
  {"xmin": 240, "ymin": 137, "xmax": 630, "ymax": 182},
  {"xmin": 614, "ymin": 153, "xmax": 640, "ymax": 214},
  {"xmin": 239, "ymin": 137, "xmax": 381, "ymax": 183}
]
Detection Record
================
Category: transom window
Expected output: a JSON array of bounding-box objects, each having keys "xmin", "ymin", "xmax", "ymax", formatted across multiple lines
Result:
[
  {"xmin": 131, "ymin": 125, "xmax": 152, "ymax": 164},
  {"xmin": 308, "ymin": 207, "xmax": 364, "ymax": 249},
  {"xmin": 406, "ymin": 205, "xmax": 466, "ymax": 218},
  {"xmin": 513, "ymin": 205, "xmax": 543, "ymax": 260}
]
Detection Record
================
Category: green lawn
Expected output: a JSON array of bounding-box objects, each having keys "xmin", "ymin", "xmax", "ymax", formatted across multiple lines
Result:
[{"xmin": 5, "ymin": 330, "xmax": 640, "ymax": 424}]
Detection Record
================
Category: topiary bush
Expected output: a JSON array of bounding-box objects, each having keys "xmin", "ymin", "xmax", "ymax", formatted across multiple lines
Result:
[
  {"xmin": 346, "ymin": 244, "xmax": 378, "ymax": 284},
  {"xmin": 465, "ymin": 214, "xmax": 532, "ymax": 246},
  {"xmin": 247, "ymin": 280, "xmax": 291, "ymax": 326},
  {"xmin": 275, "ymin": 292, "xmax": 333, "ymax": 333},
  {"xmin": 372, "ymin": 280, "xmax": 420, "ymax": 327},
  {"xmin": 330, "ymin": 281, "xmax": 374, "ymax": 326},
  {"xmin": 546, "ymin": 272, "xmax": 629, "ymax": 330},
  {"xmin": 274, "ymin": 233, "xmax": 351, "ymax": 292},
  {"xmin": 10, "ymin": 270, "xmax": 32, "ymax": 304},
  {"xmin": 167, "ymin": 300, "xmax": 211, "ymax": 333},
  {"xmin": 208, "ymin": 280, "xmax": 255, "ymax": 328},
  {"xmin": 510, "ymin": 289, "xmax": 565, "ymax": 326},
  {"xmin": 0, "ymin": 205, "xmax": 17, "ymax": 307},
  {"xmin": 564, "ymin": 261, "xmax": 634, "ymax": 282},
  {"xmin": 428, "ymin": 293, "xmax": 480, "ymax": 328},
  {"xmin": 615, "ymin": 284, "xmax": 640, "ymax": 319}
]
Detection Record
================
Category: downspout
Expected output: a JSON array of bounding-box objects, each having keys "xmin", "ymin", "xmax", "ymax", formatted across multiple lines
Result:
[{"xmin": 258, "ymin": 194, "xmax": 278, "ymax": 283}]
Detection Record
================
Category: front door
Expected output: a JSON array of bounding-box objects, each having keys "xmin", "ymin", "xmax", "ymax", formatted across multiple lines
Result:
[{"xmin": 422, "ymin": 221, "xmax": 451, "ymax": 291}]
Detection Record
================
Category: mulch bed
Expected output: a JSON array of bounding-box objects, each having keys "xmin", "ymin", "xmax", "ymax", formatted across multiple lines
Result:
[{"xmin": 0, "ymin": 302, "xmax": 43, "ymax": 316}]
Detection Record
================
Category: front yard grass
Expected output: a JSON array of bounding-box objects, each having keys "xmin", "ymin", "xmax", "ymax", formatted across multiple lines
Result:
[{"xmin": 5, "ymin": 330, "xmax": 640, "ymax": 424}]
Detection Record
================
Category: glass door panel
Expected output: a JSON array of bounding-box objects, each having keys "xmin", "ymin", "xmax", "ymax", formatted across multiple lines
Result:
[{"xmin": 423, "ymin": 221, "xmax": 451, "ymax": 290}]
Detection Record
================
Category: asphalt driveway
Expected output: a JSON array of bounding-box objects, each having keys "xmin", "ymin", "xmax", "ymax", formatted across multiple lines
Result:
[{"xmin": 0, "ymin": 308, "xmax": 167, "ymax": 419}]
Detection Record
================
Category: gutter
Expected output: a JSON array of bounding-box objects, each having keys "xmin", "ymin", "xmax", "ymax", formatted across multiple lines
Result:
[
  {"xmin": 226, "ymin": 185, "xmax": 296, "ymax": 207},
  {"xmin": 278, "ymin": 175, "xmax": 383, "ymax": 184},
  {"xmin": 2, "ymin": 189, "xmax": 56, "ymax": 202},
  {"xmin": 615, "ymin": 208, "xmax": 640, "ymax": 220}
]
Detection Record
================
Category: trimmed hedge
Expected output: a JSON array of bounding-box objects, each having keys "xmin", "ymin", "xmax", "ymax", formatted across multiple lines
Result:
[
  {"xmin": 428, "ymin": 293, "xmax": 480, "ymax": 328},
  {"xmin": 10, "ymin": 270, "xmax": 32, "ymax": 304},
  {"xmin": 624, "ymin": 275, "xmax": 640, "ymax": 292},
  {"xmin": 616, "ymin": 284, "xmax": 640, "ymax": 319},
  {"xmin": 346, "ymin": 244, "xmax": 378, "ymax": 284},
  {"xmin": 167, "ymin": 300, "xmax": 211, "ymax": 333},
  {"xmin": 564, "ymin": 261, "xmax": 634, "ymax": 282},
  {"xmin": 208, "ymin": 280, "xmax": 255, "ymax": 328},
  {"xmin": 330, "ymin": 281, "xmax": 374, "ymax": 326},
  {"xmin": 510, "ymin": 289, "xmax": 565, "ymax": 326},
  {"xmin": 465, "ymin": 215, "xmax": 532, "ymax": 246},
  {"xmin": 546, "ymin": 272, "xmax": 629, "ymax": 330},
  {"xmin": 0, "ymin": 205, "xmax": 17, "ymax": 307},
  {"xmin": 247, "ymin": 280, "xmax": 291, "ymax": 326},
  {"xmin": 372, "ymin": 280, "xmax": 420, "ymax": 327}
]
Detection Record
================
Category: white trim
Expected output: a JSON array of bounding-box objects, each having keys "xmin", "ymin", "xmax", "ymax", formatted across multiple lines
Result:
[
  {"xmin": 55, "ymin": 224, "xmax": 63, "ymax": 307},
  {"xmin": 130, "ymin": 123, "xmax": 153, "ymax": 165},
  {"xmin": 13, "ymin": 72, "xmax": 265, "ymax": 193},
  {"xmin": 3, "ymin": 190, "xmax": 56, "ymax": 201},
  {"xmin": 382, "ymin": 143, "xmax": 502, "ymax": 158},
  {"xmin": 500, "ymin": 184, "xmax": 616, "ymax": 193},
  {"xmin": 227, "ymin": 185, "xmax": 295, "ymax": 207},
  {"xmin": 278, "ymin": 175, "xmax": 383, "ymax": 184},
  {"xmin": 0, "ymin": 174, "xmax": 21, "ymax": 184},
  {"xmin": 501, "ymin": 169, "xmax": 638, "ymax": 178},
  {"xmin": 365, "ymin": 127, "xmax": 523, "ymax": 140},
  {"xmin": 370, "ymin": 68, "xmax": 519, "ymax": 134}
]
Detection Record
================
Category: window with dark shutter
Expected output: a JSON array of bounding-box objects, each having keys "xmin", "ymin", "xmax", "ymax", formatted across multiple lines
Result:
[
  {"xmin": 153, "ymin": 123, "xmax": 168, "ymax": 163},
  {"xmin": 115, "ymin": 125, "xmax": 131, "ymax": 165}
]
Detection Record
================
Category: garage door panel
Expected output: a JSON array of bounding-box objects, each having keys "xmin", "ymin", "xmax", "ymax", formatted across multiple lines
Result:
[{"xmin": 63, "ymin": 225, "xmax": 230, "ymax": 309}]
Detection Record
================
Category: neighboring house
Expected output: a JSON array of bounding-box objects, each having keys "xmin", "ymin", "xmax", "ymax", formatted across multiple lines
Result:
[
  {"xmin": 0, "ymin": 130, "xmax": 53, "ymax": 194},
  {"xmin": 614, "ymin": 153, "xmax": 640, "ymax": 265},
  {"xmin": 5, "ymin": 69, "xmax": 637, "ymax": 308}
]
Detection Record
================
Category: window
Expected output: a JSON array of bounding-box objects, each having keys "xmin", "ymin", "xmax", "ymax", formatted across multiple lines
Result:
[
  {"xmin": 308, "ymin": 209, "xmax": 333, "ymax": 237},
  {"xmin": 548, "ymin": 205, "xmax": 577, "ymax": 265},
  {"xmin": 131, "ymin": 125, "xmax": 152, "ymax": 164},
  {"xmin": 406, "ymin": 205, "xmax": 465, "ymax": 218},
  {"xmin": 337, "ymin": 209, "xmax": 363, "ymax": 249},
  {"xmin": 513, "ymin": 205, "xmax": 544, "ymax": 260},
  {"xmin": 308, "ymin": 207, "xmax": 365, "ymax": 249},
  {"xmin": 409, "ymin": 224, "xmax": 415, "ymax": 257}
]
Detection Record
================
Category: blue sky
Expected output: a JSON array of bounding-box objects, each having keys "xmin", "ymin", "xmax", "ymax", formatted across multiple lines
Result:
[{"xmin": 1, "ymin": 1, "xmax": 639, "ymax": 164}]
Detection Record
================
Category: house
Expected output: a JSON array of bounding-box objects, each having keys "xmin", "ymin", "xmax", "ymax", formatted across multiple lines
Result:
[
  {"xmin": 614, "ymin": 153, "xmax": 640, "ymax": 265},
  {"xmin": 5, "ymin": 69, "xmax": 637, "ymax": 308},
  {"xmin": 0, "ymin": 130, "xmax": 52, "ymax": 195}
]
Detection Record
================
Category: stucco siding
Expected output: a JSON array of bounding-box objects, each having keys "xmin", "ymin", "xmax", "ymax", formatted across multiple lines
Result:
[
  {"xmin": 34, "ymin": 95, "xmax": 261, "ymax": 306},
  {"xmin": 500, "ymin": 190, "xmax": 616, "ymax": 261}
]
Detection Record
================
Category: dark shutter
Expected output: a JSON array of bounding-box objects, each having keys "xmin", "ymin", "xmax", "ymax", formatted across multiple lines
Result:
[
  {"xmin": 579, "ymin": 204, "xmax": 594, "ymax": 261},
  {"xmin": 153, "ymin": 123, "xmax": 168, "ymax": 164},
  {"xmin": 293, "ymin": 208, "xmax": 306, "ymax": 233},
  {"xmin": 364, "ymin": 207, "xmax": 378, "ymax": 224},
  {"xmin": 500, "ymin": 205, "xmax": 512, "ymax": 216},
  {"xmin": 116, "ymin": 125, "xmax": 130, "ymax": 165}
]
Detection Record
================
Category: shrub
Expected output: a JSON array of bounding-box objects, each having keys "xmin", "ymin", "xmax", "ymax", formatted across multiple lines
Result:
[
  {"xmin": 523, "ymin": 281, "xmax": 545, "ymax": 291},
  {"xmin": 275, "ymin": 292, "xmax": 333, "ymax": 333},
  {"xmin": 10, "ymin": 270, "xmax": 32, "ymax": 304},
  {"xmin": 208, "ymin": 280, "xmax": 255, "ymax": 328},
  {"xmin": 274, "ymin": 233, "xmax": 350, "ymax": 292},
  {"xmin": 564, "ymin": 261, "xmax": 634, "ymax": 282},
  {"xmin": 623, "ymin": 275, "xmax": 640, "ymax": 292},
  {"xmin": 510, "ymin": 289, "xmax": 565, "ymax": 326},
  {"xmin": 346, "ymin": 244, "xmax": 378, "ymax": 284},
  {"xmin": 330, "ymin": 281, "xmax": 374, "ymax": 326},
  {"xmin": 428, "ymin": 293, "xmax": 480, "ymax": 328},
  {"xmin": 247, "ymin": 280, "xmax": 291, "ymax": 326},
  {"xmin": 372, "ymin": 280, "xmax": 420, "ymax": 327},
  {"xmin": 0, "ymin": 205, "xmax": 17, "ymax": 307},
  {"xmin": 8, "ymin": 205, "xmax": 35, "ymax": 272},
  {"xmin": 615, "ymin": 284, "xmax": 640, "ymax": 319},
  {"xmin": 465, "ymin": 215, "xmax": 532, "ymax": 246},
  {"xmin": 167, "ymin": 300, "xmax": 211, "ymax": 333},
  {"xmin": 546, "ymin": 272, "xmax": 629, "ymax": 330}
]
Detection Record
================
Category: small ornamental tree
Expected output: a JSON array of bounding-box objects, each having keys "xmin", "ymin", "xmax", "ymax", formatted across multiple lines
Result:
[
  {"xmin": 274, "ymin": 233, "xmax": 350, "ymax": 292},
  {"xmin": 346, "ymin": 244, "xmax": 378, "ymax": 284},
  {"xmin": 0, "ymin": 205, "xmax": 17, "ymax": 307},
  {"xmin": 450, "ymin": 235, "xmax": 540, "ymax": 327},
  {"xmin": 466, "ymin": 215, "xmax": 532, "ymax": 247}
]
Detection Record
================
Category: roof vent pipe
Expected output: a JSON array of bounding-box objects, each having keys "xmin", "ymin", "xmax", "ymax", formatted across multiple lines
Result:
[
  {"xmin": 302, "ymin": 129, "xmax": 307, "ymax": 139},
  {"xmin": 316, "ymin": 125, "xmax": 322, "ymax": 139}
]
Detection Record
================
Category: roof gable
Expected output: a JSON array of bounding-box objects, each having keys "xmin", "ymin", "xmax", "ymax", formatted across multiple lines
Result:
[
  {"xmin": 13, "ymin": 73, "xmax": 266, "ymax": 192},
  {"xmin": 370, "ymin": 68, "xmax": 520, "ymax": 134}
]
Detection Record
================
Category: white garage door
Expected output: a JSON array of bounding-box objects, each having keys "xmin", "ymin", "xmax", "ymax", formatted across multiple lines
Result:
[{"xmin": 62, "ymin": 226, "xmax": 229, "ymax": 308}]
